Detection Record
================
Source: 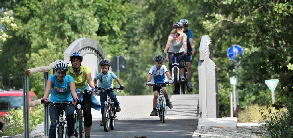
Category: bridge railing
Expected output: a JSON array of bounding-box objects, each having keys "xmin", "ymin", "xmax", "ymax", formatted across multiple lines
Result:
[{"xmin": 23, "ymin": 60, "xmax": 58, "ymax": 138}]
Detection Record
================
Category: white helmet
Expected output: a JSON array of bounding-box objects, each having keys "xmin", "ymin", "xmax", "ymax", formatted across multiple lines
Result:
[
  {"xmin": 54, "ymin": 60, "xmax": 69, "ymax": 71},
  {"xmin": 180, "ymin": 19, "xmax": 188, "ymax": 25}
]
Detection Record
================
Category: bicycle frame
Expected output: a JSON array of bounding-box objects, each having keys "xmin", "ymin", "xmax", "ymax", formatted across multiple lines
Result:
[
  {"xmin": 97, "ymin": 87, "xmax": 120, "ymax": 132},
  {"xmin": 74, "ymin": 100, "xmax": 83, "ymax": 138},
  {"xmin": 169, "ymin": 52, "xmax": 187, "ymax": 95},
  {"xmin": 41, "ymin": 100, "xmax": 71, "ymax": 138}
]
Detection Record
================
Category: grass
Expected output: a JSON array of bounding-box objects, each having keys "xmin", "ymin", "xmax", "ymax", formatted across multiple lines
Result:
[{"xmin": 237, "ymin": 104, "xmax": 287, "ymax": 123}]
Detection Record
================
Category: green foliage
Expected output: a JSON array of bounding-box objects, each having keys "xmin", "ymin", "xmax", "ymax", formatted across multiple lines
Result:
[
  {"xmin": 264, "ymin": 100, "xmax": 293, "ymax": 137},
  {"xmin": 0, "ymin": 9, "xmax": 17, "ymax": 43},
  {"xmin": 0, "ymin": 105, "xmax": 44, "ymax": 136}
]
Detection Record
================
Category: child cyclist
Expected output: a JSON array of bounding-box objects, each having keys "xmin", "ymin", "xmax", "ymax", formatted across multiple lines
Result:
[
  {"xmin": 146, "ymin": 55, "xmax": 173, "ymax": 116},
  {"xmin": 42, "ymin": 60, "xmax": 78, "ymax": 138},
  {"xmin": 93, "ymin": 59, "xmax": 124, "ymax": 126}
]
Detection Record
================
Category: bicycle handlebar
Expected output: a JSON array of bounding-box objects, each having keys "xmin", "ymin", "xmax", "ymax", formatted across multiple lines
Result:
[{"xmin": 41, "ymin": 99, "xmax": 73, "ymax": 105}]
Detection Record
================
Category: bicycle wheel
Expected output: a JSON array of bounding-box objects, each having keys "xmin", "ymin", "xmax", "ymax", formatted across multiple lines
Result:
[
  {"xmin": 160, "ymin": 99, "xmax": 165, "ymax": 123},
  {"xmin": 174, "ymin": 68, "xmax": 180, "ymax": 94},
  {"xmin": 110, "ymin": 107, "xmax": 115, "ymax": 130},
  {"xmin": 77, "ymin": 110, "xmax": 83, "ymax": 138},
  {"xmin": 57, "ymin": 124, "xmax": 63, "ymax": 138},
  {"xmin": 103, "ymin": 105, "xmax": 110, "ymax": 132}
]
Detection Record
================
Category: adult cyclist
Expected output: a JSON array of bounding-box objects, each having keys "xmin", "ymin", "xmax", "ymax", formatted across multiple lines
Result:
[
  {"xmin": 164, "ymin": 22, "xmax": 187, "ymax": 82},
  {"xmin": 67, "ymin": 52, "xmax": 101, "ymax": 138},
  {"xmin": 180, "ymin": 19, "xmax": 196, "ymax": 92}
]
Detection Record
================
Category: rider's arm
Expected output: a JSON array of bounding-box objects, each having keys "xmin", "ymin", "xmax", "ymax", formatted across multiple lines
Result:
[
  {"xmin": 69, "ymin": 81, "xmax": 78, "ymax": 99},
  {"xmin": 183, "ymin": 34, "xmax": 187, "ymax": 53},
  {"xmin": 115, "ymin": 77, "xmax": 123, "ymax": 86},
  {"xmin": 190, "ymin": 38, "xmax": 196, "ymax": 55},
  {"xmin": 43, "ymin": 79, "xmax": 53, "ymax": 99},
  {"xmin": 164, "ymin": 35, "xmax": 172, "ymax": 54},
  {"xmin": 165, "ymin": 71, "xmax": 171, "ymax": 80},
  {"xmin": 86, "ymin": 73, "xmax": 95, "ymax": 88},
  {"xmin": 93, "ymin": 78, "xmax": 97, "ymax": 87},
  {"xmin": 147, "ymin": 73, "xmax": 152, "ymax": 82}
]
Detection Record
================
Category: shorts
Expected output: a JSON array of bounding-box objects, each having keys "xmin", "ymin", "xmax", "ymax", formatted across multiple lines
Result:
[
  {"xmin": 168, "ymin": 53, "xmax": 186, "ymax": 70},
  {"xmin": 185, "ymin": 54, "xmax": 193, "ymax": 63},
  {"xmin": 153, "ymin": 84, "xmax": 166, "ymax": 92}
]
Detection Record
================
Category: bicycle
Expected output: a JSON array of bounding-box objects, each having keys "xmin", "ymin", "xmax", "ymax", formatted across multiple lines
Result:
[
  {"xmin": 41, "ymin": 100, "xmax": 72, "ymax": 138},
  {"xmin": 169, "ymin": 52, "xmax": 188, "ymax": 94},
  {"xmin": 74, "ymin": 99, "xmax": 83, "ymax": 138},
  {"xmin": 149, "ymin": 82, "xmax": 170, "ymax": 123},
  {"xmin": 74, "ymin": 89, "xmax": 97, "ymax": 137},
  {"xmin": 96, "ymin": 87, "xmax": 121, "ymax": 132}
]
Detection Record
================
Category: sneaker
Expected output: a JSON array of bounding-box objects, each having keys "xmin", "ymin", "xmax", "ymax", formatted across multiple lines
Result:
[
  {"xmin": 150, "ymin": 110, "xmax": 157, "ymax": 116},
  {"xmin": 180, "ymin": 76, "xmax": 185, "ymax": 82},
  {"xmin": 69, "ymin": 136, "xmax": 75, "ymax": 138},
  {"xmin": 100, "ymin": 121, "xmax": 104, "ymax": 126},
  {"xmin": 116, "ymin": 106, "xmax": 121, "ymax": 112},
  {"xmin": 166, "ymin": 102, "xmax": 173, "ymax": 109},
  {"xmin": 85, "ymin": 135, "xmax": 90, "ymax": 138},
  {"xmin": 188, "ymin": 82, "xmax": 193, "ymax": 92}
]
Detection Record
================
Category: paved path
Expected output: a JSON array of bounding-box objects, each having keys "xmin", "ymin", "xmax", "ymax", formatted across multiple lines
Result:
[{"xmin": 31, "ymin": 94, "xmax": 200, "ymax": 137}]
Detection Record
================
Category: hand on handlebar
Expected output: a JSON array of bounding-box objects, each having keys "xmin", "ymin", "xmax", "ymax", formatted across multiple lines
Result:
[
  {"xmin": 146, "ymin": 81, "xmax": 152, "ymax": 86},
  {"xmin": 42, "ymin": 98, "xmax": 49, "ymax": 103},
  {"xmin": 91, "ymin": 87, "xmax": 97, "ymax": 92},
  {"xmin": 119, "ymin": 85, "xmax": 124, "ymax": 90},
  {"xmin": 168, "ymin": 79, "xmax": 174, "ymax": 84}
]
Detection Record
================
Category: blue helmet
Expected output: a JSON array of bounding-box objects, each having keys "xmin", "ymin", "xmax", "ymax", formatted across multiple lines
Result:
[
  {"xmin": 99, "ymin": 59, "xmax": 111, "ymax": 66},
  {"xmin": 70, "ymin": 52, "xmax": 83, "ymax": 61},
  {"xmin": 154, "ymin": 55, "xmax": 164, "ymax": 62}
]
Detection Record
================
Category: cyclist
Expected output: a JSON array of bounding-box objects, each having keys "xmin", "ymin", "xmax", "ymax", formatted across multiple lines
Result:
[
  {"xmin": 164, "ymin": 22, "xmax": 187, "ymax": 85},
  {"xmin": 93, "ymin": 59, "xmax": 124, "ymax": 126},
  {"xmin": 67, "ymin": 52, "xmax": 101, "ymax": 138},
  {"xmin": 42, "ymin": 60, "xmax": 78, "ymax": 138},
  {"xmin": 180, "ymin": 19, "xmax": 196, "ymax": 92},
  {"xmin": 146, "ymin": 55, "xmax": 173, "ymax": 116}
]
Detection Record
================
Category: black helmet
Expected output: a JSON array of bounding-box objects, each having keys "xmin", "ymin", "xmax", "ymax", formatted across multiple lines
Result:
[
  {"xmin": 173, "ymin": 22, "xmax": 183, "ymax": 28},
  {"xmin": 70, "ymin": 52, "xmax": 83, "ymax": 61},
  {"xmin": 54, "ymin": 60, "xmax": 69, "ymax": 71},
  {"xmin": 154, "ymin": 55, "xmax": 164, "ymax": 62},
  {"xmin": 99, "ymin": 59, "xmax": 111, "ymax": 66},
  {"xmin": 180, "ymin": 19, "xmax": 188, "ymax": 25}
]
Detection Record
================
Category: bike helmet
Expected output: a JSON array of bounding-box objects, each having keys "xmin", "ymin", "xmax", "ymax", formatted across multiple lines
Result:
[
  {"xmin": 154, "ymin": 55, "xmax": 164, "ymax": 62},
  {"xmin": 180, "ymin": 19, "xmax": 188, "ymax": 25},
  {"xmin": 54, "ymin": 60, "xmax": 69, "ymax": 71},
  {"xmin": 99, "ymin": 59, "xmax": 111, "ymax": 66},
  {"xmin": 173, "ymin": 22, "xmax": 183, "ymax": 28},
  {"xmin": 70, "ymin": 52, "xmax": 83, "ymax": 61}
]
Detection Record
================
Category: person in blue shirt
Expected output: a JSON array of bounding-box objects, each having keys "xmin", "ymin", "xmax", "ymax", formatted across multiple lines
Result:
[
  {"xmin": 42, "ymin": 60, "xmax": 78, "ymax": 138},
  {"xmin": 146, "ymin": 55, "xmax": 174, "ymax": 116},
  {"xmin": 93, "ymin": 59, "xmax": 124, "ymax": 126},
  {"xmin": 180, "ymin": 19, "xmax": 196, "ymax": 92}
]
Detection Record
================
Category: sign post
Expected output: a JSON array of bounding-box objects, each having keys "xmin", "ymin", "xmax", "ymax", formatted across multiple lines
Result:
[
  {"xmin": 265, "ymin": 79, "xmax": 279, "ymax": 104},
  {"xmin": 227, "ymin": 45, "xmax": 243, "ymax": 111},
  {"xmin": 111, "ymin": 55, "xmax": 127, "ymax": 95}
]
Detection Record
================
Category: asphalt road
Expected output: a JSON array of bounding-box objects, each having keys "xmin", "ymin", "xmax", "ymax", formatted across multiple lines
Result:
[
  {"xmin": 89, "ymin": 94, "xmax": 199, "ymax": 138},
  {"xmin": 30, "ymin": 94, "xmax": 200, "ymax": 138}
]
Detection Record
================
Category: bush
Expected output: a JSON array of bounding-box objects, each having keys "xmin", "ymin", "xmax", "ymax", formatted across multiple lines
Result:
[
  {"xmin": 0, "ymin": 104, "xmax": 44, "ymax": 137},
  {"xmin": 264, "ymin": 102, "xmax": 293, "ymax": 138}
]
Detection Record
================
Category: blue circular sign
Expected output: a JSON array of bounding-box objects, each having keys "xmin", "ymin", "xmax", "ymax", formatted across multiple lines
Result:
[{"xmin": 227, "ymin": 45, "xmax": 243, "ymax": 60}]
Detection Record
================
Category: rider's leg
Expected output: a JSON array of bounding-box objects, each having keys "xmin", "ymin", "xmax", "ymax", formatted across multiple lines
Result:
[
  {"xmin": 109, "ymin": 90, "xmax": 120, "ymax": 107},
  {"xmin": 180, "ymin": 68, "xmax": 185, "ymax": 77},
  {"xmin": 83, "ymin": 94, "xmax": 92, "ymax": 136},
  {"xmin": 64, "ymin": 105, "xmax": 75, "ymax": 137},
  {"xmin": 153, "ymin": 90, "xmax": 159, "ymax": 108},
  {"xmin": 162, "ymin": 87, "xmax": 169, "ymax": 100},
  {"xmin": 100, "ymin": 92, "xmax": 107, "ymax": 118},
  {"xmin": 162, "ymin": 87, "xmax": 173, "ymax": 109},
  {"xmin": 186, "ymin": 62, "xmax": 192, "ymax": 82},
  {"xmin": 49, "ymin": 105, "xmax": 60, "ymax": 138}
]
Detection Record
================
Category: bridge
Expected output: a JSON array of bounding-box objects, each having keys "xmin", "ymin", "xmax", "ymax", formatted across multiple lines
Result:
[{"xmin": 24, "ymin": 36, "xmax": 220, "ymax": 138}]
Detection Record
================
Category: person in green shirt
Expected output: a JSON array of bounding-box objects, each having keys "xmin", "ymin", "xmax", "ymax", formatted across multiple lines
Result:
[{"xmin": 68, "ymin": 52, "xmax": 100, "ymax": 138}]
